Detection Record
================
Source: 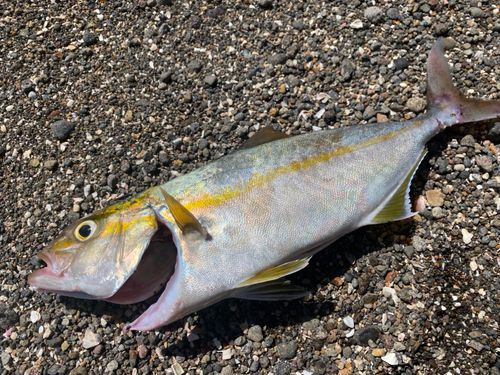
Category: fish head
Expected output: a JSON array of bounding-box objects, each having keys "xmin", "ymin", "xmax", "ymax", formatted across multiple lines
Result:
[
  {"xmin": 28, "ymin": 192, "xmax": 177, "ymax": 303},
  {"xmin": 29, "ymin": 186, "xmax": 227, "ymax": 331}
]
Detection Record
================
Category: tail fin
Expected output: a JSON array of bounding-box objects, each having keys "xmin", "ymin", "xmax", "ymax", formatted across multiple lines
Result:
[{"xmin": 427, "ymin": 39, "xmax": 500, "ymax": 125}]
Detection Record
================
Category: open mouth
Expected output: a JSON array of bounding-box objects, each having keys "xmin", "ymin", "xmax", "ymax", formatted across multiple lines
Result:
[{"xmin": 105, "ymin": 221, "xmax": 178, "ymax": 304}]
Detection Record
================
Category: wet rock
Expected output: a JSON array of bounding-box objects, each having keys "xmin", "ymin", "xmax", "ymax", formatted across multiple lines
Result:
[
  {"xmin": 258, "ymin": 0, "xmax": 273, "ymax": 8},
  {"xmin": 394, "ymin": 58, "xmax": 409, "ymax": 71},
  {"xmin": 469, "ymin": 7, "xmax": 485, "ymax": 18},
  {"xmin": 188, "ymin": 60, "xmax": 203, "ymax": 73},
  {"xmin": 273, "ymin": 362, "xmax": 291, "ymax": 375},
  {"xmin": 51, "ymin": 120, "xmax": 76, "ymax": 140},
  {"xmin": 44, "ymin": 160, "xmax": 58, "ymax": 171},
  {"xmin": 476, "ymin": 155, "xmax": 493, "ymax": 172},
  {"xmin": 426, "ymin": 189, "xmax": 444, "ymax": 207},
  {"xmin": 204, "ymin": 75, "xmax": 217, "ymax": 87},
  {"xmin": 292, "ymin": 19, "xmax": 304, "ymax": 30},
  {"xmin": 341, "ymin": 59, "xmax": 355, "ymax": 80},
  {"xmin": 0, "ymin": 304, "xmax": 19, "ymax": 329},
  {"xmin": 461, "ymin": 134, "xmax": 475, "ymax": 147},
  {"xmin": 277, "ymin": 341, "xmax": 297, "ymax": 359},
  {"xmin": 386, "ymin": 8, "xmax": 401, "ymax": 20},
  {"xmin": 160, "ymin": 71, "xmax": 172, "ymax": 84},
  {"xmin": 468, "ymin": 340, "xmax": 484, "ymax": 351},
  {"xmin": 487, "ymin": 123, "xmax": 500, "ymax": 143},
  {"xmin": 83, "ymin": 31, "xmax": 98, "ymax": 46},
  {"xmin": 406, "ymin": 97, "xmax": 426, "ymax": 113},
  {"xmin": 364, "ymin": 7, "xmax": 383, "ymax": 24},
  {"xmin": 269, "ymin": 53, "xmax": 287, "ymax": 66},
  {"xmin": 247, "ymin": 325, "xmax": 264, "ymax": 342},
  {"xmin": 353, "ymin": 326, "xmax": 381, "ymax": 346}
]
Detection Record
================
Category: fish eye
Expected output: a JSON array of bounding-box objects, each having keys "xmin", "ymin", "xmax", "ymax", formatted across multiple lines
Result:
[{"xmin": 75, "ymin": 221, "xmax": 98, "ymax": 242}]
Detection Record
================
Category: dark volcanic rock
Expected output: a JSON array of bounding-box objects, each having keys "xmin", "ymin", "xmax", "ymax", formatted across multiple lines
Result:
[{"xmin": 50, "ymin": 120, "xmax": 76, "ymax": 140}]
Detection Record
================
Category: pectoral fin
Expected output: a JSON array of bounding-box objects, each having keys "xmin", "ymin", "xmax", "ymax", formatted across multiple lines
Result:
[
  {"xmin": 159, "ymin": 187, "xmax": 207, "ymax": 238},
  {"xmin": 234, "ymin": 279, "xmax": 308, "ymax": 301},
  {"xmin": 238, "ymin": 257, "xmax": 311, "ymax": 287}
]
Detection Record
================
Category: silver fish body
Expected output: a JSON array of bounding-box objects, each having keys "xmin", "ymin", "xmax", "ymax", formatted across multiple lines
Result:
[{"xmin": 29, "ymin": 41, "xmax": 500, "ymax": 331}]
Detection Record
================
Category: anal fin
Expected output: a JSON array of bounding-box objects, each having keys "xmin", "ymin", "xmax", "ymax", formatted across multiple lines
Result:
[
  {"xmin": 233, "ymin": 279, "xmax": 308, "ymax": 301},
  {"xmin": 370, "ymin": 149, "xmax": 427, "ymax": 224},
  {"xmin": 237, "ymin": 258, "xmax": 311, "ymax": 287}
]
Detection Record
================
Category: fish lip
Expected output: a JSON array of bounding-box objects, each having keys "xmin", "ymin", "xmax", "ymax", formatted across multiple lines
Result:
[
  {"xmin": 35, "ymin": 250, "xmax": 67, "ymax": 277},
  {"xmin": 28, "ymin": 248, "xmax": 74, "ymax": 291},
  {"xmin": 36, "ymin": 252, "xmax": 57, "ymax": 274}
]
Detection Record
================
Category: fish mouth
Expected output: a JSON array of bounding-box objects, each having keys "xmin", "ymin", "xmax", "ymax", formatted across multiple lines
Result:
[{"xmin": 29, "ymin": 219, "xmax": 178, "ymax": 305}]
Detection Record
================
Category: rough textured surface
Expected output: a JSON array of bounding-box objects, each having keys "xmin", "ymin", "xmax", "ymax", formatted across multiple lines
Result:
[{"xmin": 0, "ymin": 0, "xmax": 500, "ymax": 374}]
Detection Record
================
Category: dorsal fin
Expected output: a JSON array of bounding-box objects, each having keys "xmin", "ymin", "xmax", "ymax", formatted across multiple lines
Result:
[
  {"xmin": 159, "ymin": 187, "xmax": 207, "ymax": 238},
  {"xmin": 239, "ymin": 127, "xmax": 290, "ymax": 150},
  {"xmin": 237, "ymin": 258, "xmax": 310, "ymax": 287}
]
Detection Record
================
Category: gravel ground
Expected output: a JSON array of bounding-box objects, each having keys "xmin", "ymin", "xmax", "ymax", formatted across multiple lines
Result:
[{"xmin": 1, "ymin": 0, "xmax": 500, "ymax": 374}]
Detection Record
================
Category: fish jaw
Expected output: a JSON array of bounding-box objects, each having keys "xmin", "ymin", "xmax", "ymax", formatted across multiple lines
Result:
[
  {"xmin": 28, "ymin": 238, "xmax": 91, "ymax": 297},
  {"xmin": 124, "ymin": 267, "xmax": 183, "ymax": 332}
]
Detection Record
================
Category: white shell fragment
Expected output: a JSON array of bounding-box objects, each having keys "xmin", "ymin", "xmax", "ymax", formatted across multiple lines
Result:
[
  {"xmin": 30, "ymin": 310, "xmax": 40, "ymax": 323},
  {"xmin": 350, "ymin": 19, "xmax": 363, "ymax": 29},
  {"xmin": 383, "ymin": 287, "xmax": 400, "ymax": 305},
  {"xmin": 346, "ymin": 328, "xmax": 355, "ymax": 338},
  {"xmin": 382, "ymin": 352, "xmax": 400, "ymax": 366},
  {"xmin": 343, "ymin": 316, "xmax": 354, "ymax": 328},
  {"xmin": 221, "ymin": 348, "xmax": 233, "ymax": 360},
  {"xmin": 470, "ymin": 260, "xmax": 478, "ymax": 272},
  {"xmin": 462, "ymin": 228, "xmax": 473, "ymax": 244},
  {"xmin": 172, "ymin": 363, "xmax": 184, "ymax": 375},
  {"xmin": 82, "ymin": 328, "xmax": 102, "ymax": 349}
]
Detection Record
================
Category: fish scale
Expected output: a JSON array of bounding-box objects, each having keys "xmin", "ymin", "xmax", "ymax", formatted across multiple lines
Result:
[{"xmin": 29, "ymin": 40, "xmax": 500, "ymax": 331}]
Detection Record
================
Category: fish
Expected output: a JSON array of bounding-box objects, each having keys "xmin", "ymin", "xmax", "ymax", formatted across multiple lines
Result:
[{"xmin": 28, "ymin": 40, "xmax": 500, "ymax": 331}]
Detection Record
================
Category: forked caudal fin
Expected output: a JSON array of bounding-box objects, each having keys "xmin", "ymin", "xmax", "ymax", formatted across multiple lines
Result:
[{"xmin": 427, "ymin": 39, "xmax": 500, "ymax": 125}]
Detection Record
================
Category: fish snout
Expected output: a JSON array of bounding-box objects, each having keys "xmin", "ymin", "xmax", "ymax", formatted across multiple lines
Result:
[{"xmin": 28, "ymin": 249, "xmax": 73, "ymax": 291}]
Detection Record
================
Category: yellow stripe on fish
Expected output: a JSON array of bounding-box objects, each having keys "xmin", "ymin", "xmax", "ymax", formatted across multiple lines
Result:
[{"xmin": 185, "ymin": 119, "xmax": 425, "ymax": 211}]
